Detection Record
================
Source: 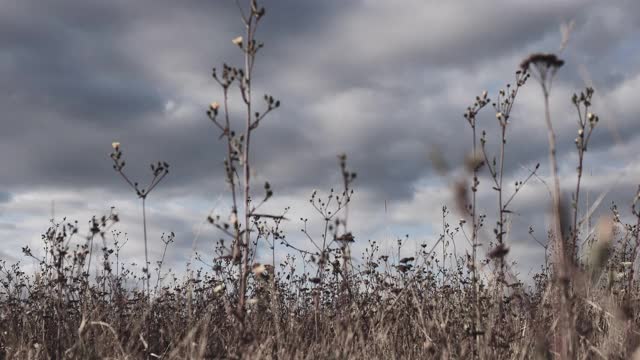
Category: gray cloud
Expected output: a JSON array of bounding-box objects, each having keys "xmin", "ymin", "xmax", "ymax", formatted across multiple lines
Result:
[
  {"xmin": 1, "ymin": 0, "xmax": 640, "ymax": 279},
  {"xmin": 0, "ymin": 192, "xmax": 11, "ymax": 204}
]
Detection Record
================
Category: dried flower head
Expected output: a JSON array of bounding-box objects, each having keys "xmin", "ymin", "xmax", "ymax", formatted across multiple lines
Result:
[
  {"xmin": 252, "ymin": 263, "xmax": 267, "ymax": 275},
  {"xmin": 520, "ymin": 52, "xmax": 564, "ymax": 94},
  {"xmin": 210, "ymin": 102, "xmax": 220, "ymax": 111},
  {"xmin": 247, "ymin": 298, "xmax": 259, "ymax": 305},
  {"xmin": 112, "ymin": 142, "xmax": 120, "ymax": 151},
  {"xmin": 488, "ymin": 243, "xmax": 510, "ymax": 259},
  {"xmin": 213, "ymin": 283, "xmax": 225, "ymax": 294},
  {"xmin": 519, "ymin": 53, "xmax": 565, "ymax": 72},
  {"xmin": 337, "ymin": 232, "xmax": 355, "ymax": 242},
  {"xmin": 399, "ymin": 257, "xmax": 415, "ymax": 264},
  {"xmin": 232, "ymin": 36, "xmax": 243, "ymax": 47}
]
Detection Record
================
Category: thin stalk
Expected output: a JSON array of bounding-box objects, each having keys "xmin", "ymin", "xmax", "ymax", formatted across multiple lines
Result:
[
  {"xmin": 142, "ymin": 196, "xmax": 149, "ymax": 297},
  {"xmin": 155, "ymin": 237, "xmax": 171, "ymax": 293},
  {"xmin": 542, "ymin": 87, "xmax": 573, "ymax": 359},
  {"xmin": 471, "ymin": 124, "xmax": 481, "ymax": 358},
  {"xmin": 238, "ymin": 9, "xmax": 256, "ymax": 320},
  {"xmin": 86, "ymin": 234, "xmax": 94, "ymax": 280},
  {"xmin": 498, "ymin": 123, "xmax": 506, "ymax": 290},
  {"xmin": 542, "ymin": 90, "xmax": 565, "ymax": 271},
  {"xmin": 572, "ymin": 151, "xmax": 584, "ymax": 262}
]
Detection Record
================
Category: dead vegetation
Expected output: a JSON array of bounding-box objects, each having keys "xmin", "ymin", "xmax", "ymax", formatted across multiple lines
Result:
[{"xmin": 1, "ymin": 1, "xmax": 639, "ymax": 359}]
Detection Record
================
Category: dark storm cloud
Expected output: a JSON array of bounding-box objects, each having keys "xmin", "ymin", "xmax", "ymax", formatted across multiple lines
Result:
[
  {"xmin": 0, "ymin": 0, "xmax": 347, "ymax": 193},
  {"xmin": 0, "ymin": 0, "xmax": 632, "ymax": 196},
  {"xmin": 0, "ymin": 1, "xmax": 163, "ymax": 125}
]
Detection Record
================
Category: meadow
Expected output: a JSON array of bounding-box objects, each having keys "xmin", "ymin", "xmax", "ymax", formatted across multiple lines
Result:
[{"xmin": 1, "ymin": 1, "xmax": 639, "ymax": 359}]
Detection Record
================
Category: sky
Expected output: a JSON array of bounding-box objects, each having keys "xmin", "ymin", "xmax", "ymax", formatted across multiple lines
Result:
[{"xmin": 1, "ymin": 0, "xmax": 640, "ymax": 282}]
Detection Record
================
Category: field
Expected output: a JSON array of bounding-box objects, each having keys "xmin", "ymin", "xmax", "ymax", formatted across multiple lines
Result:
[{"xmin": 1, "ymin": 1, "xmax": 639, "ymax": 359}]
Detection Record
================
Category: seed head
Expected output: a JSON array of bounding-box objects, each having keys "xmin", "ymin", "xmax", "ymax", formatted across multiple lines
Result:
[
  {"xmin": 112, "ymin": 142, "xmax": 120, "ymax": 151},
  {"xmin": 519, "ymin": 53, "xmax": 564, "ymax": 92},
  {"xmin": 252, "ymin": 263, "xmax": 267, "ymax": 275},
  {"xmin": 488, "ymin": 243, "xmax": 509, "ymax": 259},
  {"xmin": 520, "ymin": 53, "xmax": 564, "ymax": 71},
  {"xmin": 247, "ymin": 298, "xmax": 259, "ymax": 305},
  {"xmin": 232, "ymin": 36, "xmax": 243, "ymax": 47}
]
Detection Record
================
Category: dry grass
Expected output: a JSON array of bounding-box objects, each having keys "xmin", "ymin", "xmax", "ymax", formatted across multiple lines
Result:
[{"xmin": 1, "ymin": 1, "xmax": 639, "ymax": 359}]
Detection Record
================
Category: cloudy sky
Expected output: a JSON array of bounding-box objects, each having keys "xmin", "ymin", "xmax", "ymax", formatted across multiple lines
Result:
[{"xmin": 1, "ymin": 0, "xmax": 640, "ymax": 281}]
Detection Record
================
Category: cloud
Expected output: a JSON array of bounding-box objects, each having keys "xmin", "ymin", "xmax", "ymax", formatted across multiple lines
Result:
[{"xmin": 1, "ymin": 0, "xmax": 640, "ymax": 282}]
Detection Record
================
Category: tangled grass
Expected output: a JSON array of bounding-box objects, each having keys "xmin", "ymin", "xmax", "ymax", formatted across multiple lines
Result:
[{"xmin": 1, "ymin": 1, "xmax": 639, "ymax": 359}]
